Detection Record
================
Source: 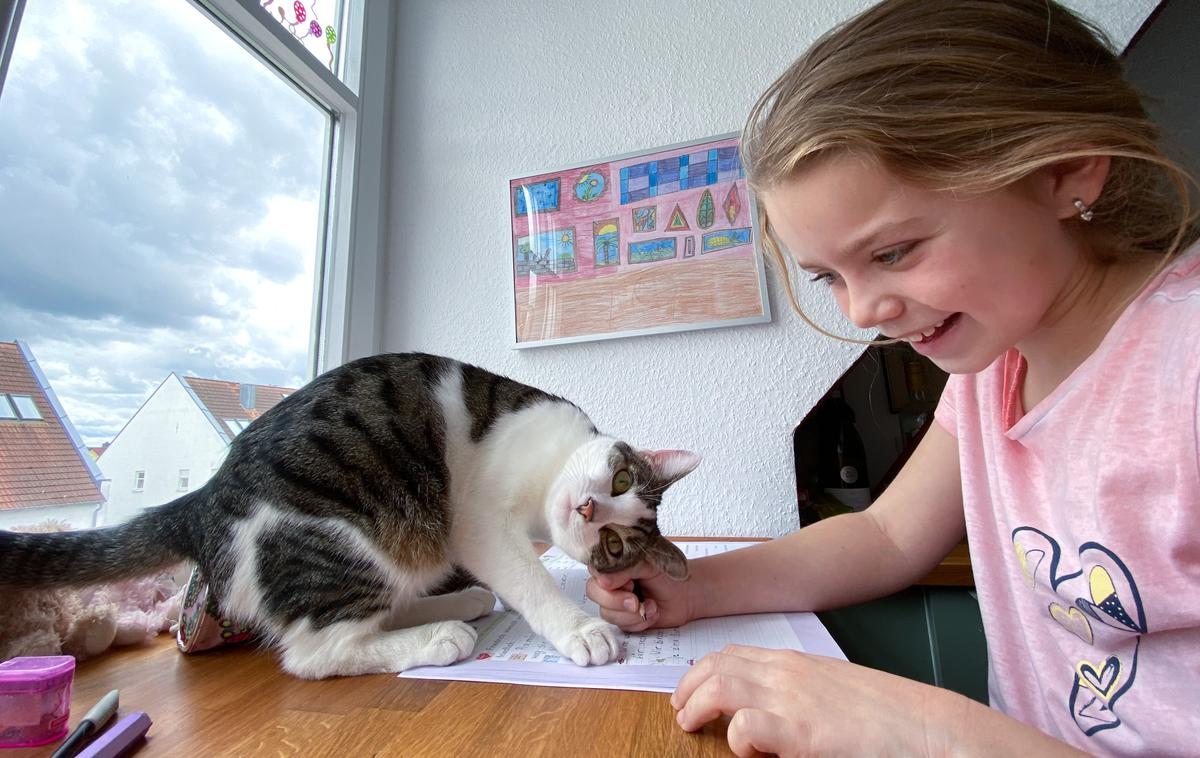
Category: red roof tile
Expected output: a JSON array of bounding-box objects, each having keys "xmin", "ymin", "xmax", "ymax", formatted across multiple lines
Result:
[
  {"xmin": 182, "ymin": 376, "xmax": 294, "ymax": 440},
  {"xmin": 0, "ymin": 342, "xmax": 105, "ymax": 511}
]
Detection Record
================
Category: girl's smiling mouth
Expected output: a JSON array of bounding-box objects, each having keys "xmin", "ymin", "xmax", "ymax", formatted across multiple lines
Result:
[{"xmin": 896, "ymin": 313, "xmax": 961, "ymax": 353}]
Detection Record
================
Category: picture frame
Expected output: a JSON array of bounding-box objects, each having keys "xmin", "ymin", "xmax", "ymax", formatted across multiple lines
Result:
[{"xmin": 508, "ymin": 132, "xmax": 771, "ymax": 348}]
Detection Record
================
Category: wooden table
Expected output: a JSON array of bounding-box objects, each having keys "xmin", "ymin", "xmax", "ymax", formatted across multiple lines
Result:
[{"xmin": 22, "ymin": 635, "xmax": 734, "ymax": 757}]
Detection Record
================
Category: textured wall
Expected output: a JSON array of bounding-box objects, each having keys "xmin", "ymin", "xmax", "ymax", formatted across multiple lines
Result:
[{"xmin": 382, "ymin": 0, "xmax": 1155, "ymax": 537}]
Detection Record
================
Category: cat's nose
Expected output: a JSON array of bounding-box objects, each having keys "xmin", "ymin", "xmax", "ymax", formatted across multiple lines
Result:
[{"xmin": 576, "ymin": 498, "xmax": 595, "ymax": 522}]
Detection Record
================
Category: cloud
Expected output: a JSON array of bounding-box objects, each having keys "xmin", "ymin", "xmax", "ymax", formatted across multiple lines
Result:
[{"xmin": 0, "ymin": 0, "xmax": 326, "ymax": 445}]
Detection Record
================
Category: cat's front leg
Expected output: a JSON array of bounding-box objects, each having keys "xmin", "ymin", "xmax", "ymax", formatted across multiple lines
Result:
[{"xmin": 457, "ymin": 534, "xmax": 619, "ymax": 666}]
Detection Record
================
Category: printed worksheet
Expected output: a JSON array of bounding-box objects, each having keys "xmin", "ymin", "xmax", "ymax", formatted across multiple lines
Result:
[{"xmin": 400, "ymin": 541, "xmax": 845, "ymax": 692}]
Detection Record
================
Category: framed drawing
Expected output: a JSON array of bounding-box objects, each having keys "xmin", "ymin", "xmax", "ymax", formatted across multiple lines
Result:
[{"xmin": 508, "ymin": 132, "xmax": 771, "ymax": 347}]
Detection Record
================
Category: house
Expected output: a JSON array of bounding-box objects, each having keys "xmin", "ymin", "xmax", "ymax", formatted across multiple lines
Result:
[
  {"xmin": 97, "ymin": 374, "xmax": 293, "ymax": 525},
  {"xmin": 0, "ymin": 340, "xmax": 106, "ymax": 530}
]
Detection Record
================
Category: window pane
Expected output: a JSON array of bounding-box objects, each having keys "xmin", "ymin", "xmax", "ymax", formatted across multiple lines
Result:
[
  {"xmin": 11, "ymin": 395, "xmax": 42, "ymax": 420},
  {"xmin": 261, "ymin": 0, "xmax": 346, "ymax": 75},
  {"xmin": 0, "ymin": 396, "xmax": 17, "ymax": 420},
  {"xmin": 0, "ymin": 0, "xmax": 326, "ymax": 452}
]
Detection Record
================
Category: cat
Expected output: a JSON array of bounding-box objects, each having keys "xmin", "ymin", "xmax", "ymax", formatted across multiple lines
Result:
[{"xmin": 0, "ymin": 353, "xmax": 698, "ymax": 679}]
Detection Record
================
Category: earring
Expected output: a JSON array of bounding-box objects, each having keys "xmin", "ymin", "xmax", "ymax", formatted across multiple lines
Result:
[{"xmin": 1073, "ymin": 198, "xmax": 1094, "ymax": 222}]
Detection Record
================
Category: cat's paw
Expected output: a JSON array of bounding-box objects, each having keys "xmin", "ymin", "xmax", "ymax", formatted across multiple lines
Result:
[
  {"xmin": 455, "ymin": 587, "xmax": 497, "ymax": 621},
  {"xmin": 417, "ymin": 620, "xmax": 478, "ymax": 667},
  {"xmin": 554, "ymin": 617, "xmax": 621, "ymax": 667}
]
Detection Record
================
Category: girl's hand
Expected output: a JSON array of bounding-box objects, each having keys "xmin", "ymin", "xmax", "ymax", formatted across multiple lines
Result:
[
  {"xmin": 671, "ymin": 645, "xmax": 966, "ymax": 757},
  {"xmin": 585, "ymin": 561, "xmax": 695, "ymax": 632}
]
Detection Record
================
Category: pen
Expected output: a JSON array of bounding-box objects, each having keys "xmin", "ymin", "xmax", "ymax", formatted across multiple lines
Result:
[
  {"xmin": 632, "ymin": 581, "xmax": 647, "ymax": 622},
  {"xmin": 75, "ymin": 711, "xmax": 151, "ymax": 758},
  {"xmin": 50, "ymin": 689, "xmax": 119, "ymax": 758}
]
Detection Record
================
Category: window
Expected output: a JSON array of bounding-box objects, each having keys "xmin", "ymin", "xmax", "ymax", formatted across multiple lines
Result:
[
  {"xmin": 178, "ymin": 470, "xmax": 191, "ymax": 491},
  {"xmin": 0, "ymin": 394, "xmax": 42, "ymax": 420},
  {"xmin": 0, "ymin": 0, "xmax": 388, "ymax": 466},
  {"xmin": 222, "ymin": 418, "xmax": 251, "ymax": 435},
  {"xmin": 134, "ymin": 471, "xmax": 146, "ymax": 491},
  {"xmin": 10, "ymin": 395, "xmax": 42, "ymax": 420}
]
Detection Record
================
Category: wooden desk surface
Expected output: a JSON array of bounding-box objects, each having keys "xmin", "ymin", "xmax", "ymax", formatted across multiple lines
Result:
[{"xmin": 22, "ymin": 635, "xmax": 733, "ymax": 757}]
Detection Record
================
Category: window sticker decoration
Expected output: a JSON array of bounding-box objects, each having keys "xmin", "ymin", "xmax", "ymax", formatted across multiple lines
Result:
[
  {"xmin": 508, "ymin": 133, "xmax": 770, "ymax": 347},
  {"xmin": 261, "ymin": 0, "xmax": 341, "ymax": 72}
]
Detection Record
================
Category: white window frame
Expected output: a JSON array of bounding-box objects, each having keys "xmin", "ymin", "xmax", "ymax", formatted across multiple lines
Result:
[
  {"xmin": 188, "ymin": 0, "xmax": 391, "ymax": 374},
  {"xmin": 133, "ymin": 470, "xmax": 146, "ymax": 491},
  {"xmin": 1, "ymin": 0, "xmax": 392, "ymax": 376},
  {"xmin": 178, "ymin": 469, "xmax": 190, "ymax": 491}
]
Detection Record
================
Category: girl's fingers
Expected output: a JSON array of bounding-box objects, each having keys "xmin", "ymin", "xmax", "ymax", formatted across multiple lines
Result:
[
  {"xmin": 726, "ymin": 708, "xmax": 804, "ymax": 758},
  {"xmin": 588, "ymin": 563, "xmax": 658, "ymax": 590},
  {"xmin": 585, "ymin": 577, "xmax": 658, "ymax": 630},
  {"xmin": 672, "ymin": 648, "xmax": 768, "ymax": 710},
  {"xmin": 675, "ymin": 664, "xmax": 772, "ymax": 732}
]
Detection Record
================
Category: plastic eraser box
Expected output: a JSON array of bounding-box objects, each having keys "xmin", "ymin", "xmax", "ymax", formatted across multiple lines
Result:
[{"xmin": 0, "ymin": 655, "xmax": 76, "ymax": 748}]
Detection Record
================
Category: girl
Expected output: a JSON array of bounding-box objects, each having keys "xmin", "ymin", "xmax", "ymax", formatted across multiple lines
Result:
[{"xmin": 587, "ymin": 0, "xmax": 1199, "ymax": 755}]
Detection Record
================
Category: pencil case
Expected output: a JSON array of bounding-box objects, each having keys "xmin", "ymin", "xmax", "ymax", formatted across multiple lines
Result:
[{"xmin": 0, "ymin": 655, "xmax": 76, "ymax": 747}]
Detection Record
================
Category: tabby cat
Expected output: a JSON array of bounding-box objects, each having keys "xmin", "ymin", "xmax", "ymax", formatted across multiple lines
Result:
[{"xmin": 0, "ymin": 353, "xmax": 697, "ymax": 679}]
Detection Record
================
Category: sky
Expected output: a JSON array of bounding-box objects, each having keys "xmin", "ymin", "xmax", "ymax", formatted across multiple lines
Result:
[{"xmin": 0, "ymin": 0, "xmax": 330, "ymax": 446}]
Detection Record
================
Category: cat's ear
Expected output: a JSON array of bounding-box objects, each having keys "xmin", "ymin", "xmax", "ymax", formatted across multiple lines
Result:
[
  {"xmin": 640, "ymin": 449, "xmax": 700, "ymax": 486},
  {"xmin": 645, "ymin": 536, "xmax": 689, "ymax": 581}
]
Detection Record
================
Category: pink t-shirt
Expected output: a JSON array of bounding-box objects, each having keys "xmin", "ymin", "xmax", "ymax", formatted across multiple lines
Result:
[{"xmin": 935, "ymin": 244, "xmax": 1200, "ymax": 756}]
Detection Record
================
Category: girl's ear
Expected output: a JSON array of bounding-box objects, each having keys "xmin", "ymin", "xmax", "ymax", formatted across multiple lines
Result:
[
  {"xmin": 640, "ymin": 449, "xmax": 701, "ymax": 486},
  {"xmin": 1043, "ymin": 154, "xmax": 1111, "ymax": 220}
]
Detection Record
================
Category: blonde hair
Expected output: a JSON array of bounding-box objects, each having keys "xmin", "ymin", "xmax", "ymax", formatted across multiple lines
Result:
[{"xmin": 742, "ymin": 0, "xmax": 1198, "ymax": 341}]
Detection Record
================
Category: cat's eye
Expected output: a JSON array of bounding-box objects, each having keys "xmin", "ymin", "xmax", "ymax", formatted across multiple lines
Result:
[
  {"xmin": 611, "ymin": 469, "xmax": 632, "ymax": 496},
  {"xmin": 603, "ymin": 530, "xmax": 624, "ymax": 557}
]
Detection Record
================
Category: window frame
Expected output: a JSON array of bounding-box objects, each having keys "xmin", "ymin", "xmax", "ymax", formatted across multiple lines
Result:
[
  {"xmin": 189, "ymin": 0, "xmax": 392, "ymax": 374},
  {"xmin": 0, "ymin": 0, "xmax": 392, "ymax": 376},
  {"xmin": 178, "ymin": 469, "xmax": 190, "ymax": 491},
  {"xmin": 133, "ymin": 470, "xmax": 146, "ymax": 491}
]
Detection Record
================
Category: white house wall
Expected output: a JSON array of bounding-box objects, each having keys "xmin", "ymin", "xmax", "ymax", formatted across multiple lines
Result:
[
  {"xmin": 97, "ymin": 374, "xmax": 228, "ymax": 524},
  {"xmin": 0, "ymin": 503, "xmax": 98, "ymax": 531},
  {"xmin": 381, "ymin": 0, "xmax": 1155, "ymax": 537}
]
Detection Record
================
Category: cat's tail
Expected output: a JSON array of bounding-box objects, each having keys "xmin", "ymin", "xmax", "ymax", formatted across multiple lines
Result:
[{"xmin": 0, "ymin": 490, "xmax": 201, "ymax": 588}]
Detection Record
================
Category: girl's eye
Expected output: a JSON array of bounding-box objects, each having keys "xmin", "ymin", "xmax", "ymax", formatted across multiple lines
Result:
[
  {"xmin": 612, "ymin": 469, "xmax": 632, "ymax": 495},
  {"xmin": 807, "ymin": 271, "xmax": 838, "ymax": 287},
  {"xmin": 874, "ymin": 242, "xmax": 916, "ymax": 266},
  {"xmin": 603, "ymin": 529, "xmax": 624, "ymax": 556}
]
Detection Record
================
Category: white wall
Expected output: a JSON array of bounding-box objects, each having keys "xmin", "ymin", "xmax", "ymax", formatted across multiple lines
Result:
[
  {"xmin": 97, "ymin": 375, "xmax": 228, "ymax": 524},
  {"xmin": 0, "ymin": 503, "xmax": 98, "ymax": 531},
  {"xmin": 381, "ymin": 0, "xmax": 1155, "ymax": 537}
]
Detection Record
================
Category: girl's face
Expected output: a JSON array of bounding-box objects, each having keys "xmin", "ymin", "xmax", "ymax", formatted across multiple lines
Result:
[{"xmin": 761, "ymin": 154, "xmax": 1085, "ymax": 374}]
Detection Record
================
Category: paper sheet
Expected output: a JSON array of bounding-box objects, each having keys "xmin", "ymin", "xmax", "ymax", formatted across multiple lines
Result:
[{"xmin": 400, "ymin": 541, "xmax": 845, "ymax": 693}]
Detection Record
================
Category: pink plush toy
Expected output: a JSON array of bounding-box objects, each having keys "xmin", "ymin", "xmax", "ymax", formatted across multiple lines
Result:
[{"xmin": 0, "ymin": 519, "xmax": 185, "ymax": 663}]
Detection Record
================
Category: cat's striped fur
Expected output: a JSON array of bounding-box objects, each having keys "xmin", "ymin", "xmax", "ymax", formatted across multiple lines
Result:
[{"xmin": 0, "ymin": 353, "xmax": 697, "ymax": 678}]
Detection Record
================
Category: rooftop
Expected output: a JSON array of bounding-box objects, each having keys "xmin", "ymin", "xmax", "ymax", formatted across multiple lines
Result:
[{"xmin": 0, "ymin": 341, "xmax": 105, "ymax": 511}]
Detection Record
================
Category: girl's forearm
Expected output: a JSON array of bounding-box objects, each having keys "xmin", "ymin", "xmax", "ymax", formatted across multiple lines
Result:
[{"xmin": 686, "ymin": 510, "xmax": 933, "ymax": 621}]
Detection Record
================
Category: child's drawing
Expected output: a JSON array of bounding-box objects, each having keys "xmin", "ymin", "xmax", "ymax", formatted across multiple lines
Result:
[{"xmin": 509, "ymin": 133, "xmax": 770, "ymax": 346}]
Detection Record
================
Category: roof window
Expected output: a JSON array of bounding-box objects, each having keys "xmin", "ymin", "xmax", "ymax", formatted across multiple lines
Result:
[{"xmin": 1, "ymin": 394, "xmax": 42, "ymax": 420}]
